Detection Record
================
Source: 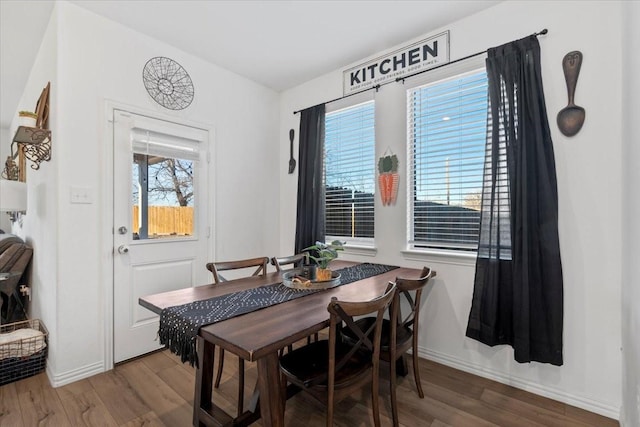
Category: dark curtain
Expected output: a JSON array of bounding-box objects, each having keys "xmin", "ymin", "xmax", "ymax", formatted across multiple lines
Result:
[
  {"xmin": 466, "ymin": 35, "xmax": 564, "ymax": 366},
  {"xmin": 294, "ymin": 104, "xmax": 326, "ymax": 254}
]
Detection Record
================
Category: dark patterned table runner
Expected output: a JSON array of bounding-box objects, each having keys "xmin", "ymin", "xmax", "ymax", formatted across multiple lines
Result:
[{"xmin": 159, "ymin": 263, "xmax": 398, "ymax": 365}]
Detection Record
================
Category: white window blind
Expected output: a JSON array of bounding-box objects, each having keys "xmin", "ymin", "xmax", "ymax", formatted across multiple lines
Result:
[
  {"xmin": 408, "ymin": 69, "xmax": 488, "ymax": 250},
  {"xmin": 325, "ymin": 100, "xmax": 375, "ymax": 241},
  {"xmin": 131, "ymin": 128, "xmax": 200, "ymax": 161}
]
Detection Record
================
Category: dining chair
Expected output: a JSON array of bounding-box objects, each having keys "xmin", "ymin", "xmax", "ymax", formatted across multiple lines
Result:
[
  {"xmin": 205, "ymin": 256, "xmax": 270, "ymax": 416},
  {"xmin": 279, "ymin": 283, "xmax": 396, "ymax": 427},
  {"xmin": 271, "ymin": 253, "xmax": 319, "ymax": 345},
  {"xmin": 341, "ymin": 266, "xmax": 435, "ymax": 426},
  {"xmin": 270, "ymin": 253, "xmax": 308, "ymax": 271}
]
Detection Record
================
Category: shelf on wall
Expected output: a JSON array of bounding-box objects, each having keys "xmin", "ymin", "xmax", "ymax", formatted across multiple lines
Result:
[{"xmin": 12, "ymin": 126, "xmax": 52, "ymax": 170}]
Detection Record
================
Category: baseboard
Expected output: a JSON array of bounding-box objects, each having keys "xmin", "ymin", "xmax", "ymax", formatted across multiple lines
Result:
[
  {"xmin": 47, "ymin": 361, "xmax": 105, "ymax": 388},
  {"xmin": 418, "ymin": 347, "xmax": 620, "ymax": 420}
]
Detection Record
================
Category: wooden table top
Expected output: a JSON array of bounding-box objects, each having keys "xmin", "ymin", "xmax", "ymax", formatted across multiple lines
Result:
[{"xmin": 139, "ymin": 261, "xmax": 423, "ymax": 362}]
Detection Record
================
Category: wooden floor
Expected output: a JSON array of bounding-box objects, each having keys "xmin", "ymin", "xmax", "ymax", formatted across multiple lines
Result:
[{"xmin": 0, "ymin": 347, "xmax": 618, "ymax": 427}]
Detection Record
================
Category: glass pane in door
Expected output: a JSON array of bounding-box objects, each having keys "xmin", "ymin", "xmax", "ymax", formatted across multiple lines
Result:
[{"xmin": 132, "ymin": 153, "xmax": 195, "ymax": 240}]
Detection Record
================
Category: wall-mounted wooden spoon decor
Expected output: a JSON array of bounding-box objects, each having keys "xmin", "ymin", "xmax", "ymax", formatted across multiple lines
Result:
[
  {"xmin": 288, "ymin": 129, "xmax": 296, "ymax": 174},
  {"xmin": 557, "ymin": 51, "xmax": 585, "ymax": 137}
]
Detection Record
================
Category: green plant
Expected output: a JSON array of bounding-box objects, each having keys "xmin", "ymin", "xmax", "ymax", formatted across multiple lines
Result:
[
  {"xmin": 303, "ymin": 240, "xmax": 344, "ymax": 269},
  {"xmin": 378, "ymin": 154, "xmax": 398, "ymax": 174}
]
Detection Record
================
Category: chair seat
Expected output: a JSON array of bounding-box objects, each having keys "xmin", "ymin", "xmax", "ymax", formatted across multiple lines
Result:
[
  {"xmin": 341, "ymin": 317, "xmax": 413, "ymax": 351},
  {"xmin": 280, "ymin": 340, "xmax": 372, "ymax": 389}
]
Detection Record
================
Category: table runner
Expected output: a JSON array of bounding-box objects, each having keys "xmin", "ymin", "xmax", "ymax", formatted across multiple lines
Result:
[{"xmin": 159, "ymin": 263, "xmax": 398, "ymax": 365}]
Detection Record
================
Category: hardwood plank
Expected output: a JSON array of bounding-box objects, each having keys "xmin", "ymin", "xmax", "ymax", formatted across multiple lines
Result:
[
  {"xmin": 17, "ymin": 383, "xmax": 70, "ymax": 426},
  {"xmin": 13, "ymin": 371, "xmax": 49, "ymax": 395},
  {"xmin": 0, "ymin": 382, "xmax": 24, "ymax": 427},
  {"xmin": 282, "ymin": 391, "xmax": 395, "ymax": 427},
  {"xmin": 3, "ymin": 349, "xmax": 620, "ymax": 427},
  {"xmin": 418, "ymin": 359, "xmax": 487, "ymax": 399},
  {"xmin": 403, "ymin": 391, "xmax": 499, "ymax": 427},
  {"xmin": 55, "ymin": 378, "xmax": 94, "ymax": 401},
  {"xmin": 419, "ymin": 380, "xmax": 542, "ymax": 426},
  {"xmin": 119, "ymin": 410, "xmax": 166, "ymax": 427},
  {"xmin": 564, "ymin": 403, "xmax": 619, "ymax": 427},
  {"xmin": 156, "ymin": 364, "xmax": 196, "ymax": 405},
  {"xmin": 486, "ymin": 381, "xmax": 567, "ymax": 415},
  {"xmin": 160, "ymin": 349, "xmax": 194, "ymax": 375},
  {"xmin": 140, "ymin": 350, "xmax": 177, "ymax": 374},
  {"xmin": 59, "ymin": 389, "xmax": 118, "ymax": 426},
  {"xmin": 88, "ymin": 369, "xmax": 151, "ymax": 425},
  {"xmin": 480, "ymin": 388, "xmax": 591, "ymax": 427},
  {"xmin": 117, "ymin": 360, "xmax": 192, "ymax": 427}
]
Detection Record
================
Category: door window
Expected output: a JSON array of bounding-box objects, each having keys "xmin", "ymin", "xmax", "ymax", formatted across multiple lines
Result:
[{"xmin": 130, "ymin": 129, "xmax": 199, "ymax": 240}]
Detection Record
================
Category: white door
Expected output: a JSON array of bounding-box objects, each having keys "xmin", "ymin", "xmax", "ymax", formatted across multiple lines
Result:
[{"xmin": 113, "ymin": 110, "xmax": 211, "ymax": 363}]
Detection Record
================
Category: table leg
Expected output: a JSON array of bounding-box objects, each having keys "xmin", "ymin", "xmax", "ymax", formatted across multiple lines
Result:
[
  {"xmin": 194, "ymin": 336, "xmax": 215, "ymax": 426},
  {"xmin": 257, "ymin": 351, "xmax": 285, "ymax": 427}
]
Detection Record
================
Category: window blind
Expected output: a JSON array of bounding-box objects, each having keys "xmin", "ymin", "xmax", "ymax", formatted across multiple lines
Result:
[
  {"xmin": 408, "ymin": 69, "xmax": 488, "ymax": 250},
  {"xmin": 131, "ymin": 128, "xmax": 200, "ymax": 161},
  {"xmin": 325, "ymin": 100, "xmax": 375, "ymax": 240}
]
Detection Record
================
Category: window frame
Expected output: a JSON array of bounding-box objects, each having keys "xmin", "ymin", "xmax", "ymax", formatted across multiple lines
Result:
[
  {"xmin": 405, "ymin": 55, "xmax": 488, "ymax": 254},
  {"xmin": 324, "ymin": 93, "xmax": 376, "ymax": 247}
]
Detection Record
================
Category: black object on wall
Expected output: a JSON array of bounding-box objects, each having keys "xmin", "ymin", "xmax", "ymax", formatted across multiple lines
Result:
[{"xmin": 557, "ymin": 51, "xmax": 585, "ymax": 136}]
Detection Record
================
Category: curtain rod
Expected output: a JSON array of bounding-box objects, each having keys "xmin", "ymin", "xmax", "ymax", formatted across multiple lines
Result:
[{"xmin": 293, "ymin": 28, "xmax": 548, "ymax": 115}]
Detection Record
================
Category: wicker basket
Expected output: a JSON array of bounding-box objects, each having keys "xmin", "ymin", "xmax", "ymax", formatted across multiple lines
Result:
[{"xmin": 0, "ymin": 319, "xmax": 48, "ymax": 386}]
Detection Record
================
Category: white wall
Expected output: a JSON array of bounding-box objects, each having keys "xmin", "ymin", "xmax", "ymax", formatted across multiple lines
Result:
[
  {"xmin": 621, "ymin": 2, "xmax": 640, "ymax": 426},
  {"xmin": 280, "ymin": 0, "xmax": 623, "ymax": 419},
  {"xmin": 9, "ymin": 6, "xmax": 60, "ymax": 375},
  {"xmin": 0, "ymin": 126, "xmax": 12, "ymax": 233},
  {"xmin": 15, "ymin": 1, "xmax": 280, "ymax": 385}
]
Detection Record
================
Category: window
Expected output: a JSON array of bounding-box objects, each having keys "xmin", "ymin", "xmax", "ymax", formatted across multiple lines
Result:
[
  {"xmin": 131, "ymin": 129, "xmax": 199, "ymax": 240},
  {"xmin": 324, "ymin": 100, "xmax": 375, "ymax": 243},
  {"xmin": 408, "ymin": 69, "xmax": 488, "ymax": 251}
]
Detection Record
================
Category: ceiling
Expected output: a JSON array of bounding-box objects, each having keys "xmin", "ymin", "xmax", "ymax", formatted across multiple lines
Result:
[{"xmin": 0, "ymin": 0, "xmax": 502, "ymax": 129}]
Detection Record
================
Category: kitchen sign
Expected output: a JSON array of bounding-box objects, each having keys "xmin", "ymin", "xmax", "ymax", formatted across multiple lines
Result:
[{"xmin": 343, "ymin": 31, "xmax": 450, "ymax": 95}]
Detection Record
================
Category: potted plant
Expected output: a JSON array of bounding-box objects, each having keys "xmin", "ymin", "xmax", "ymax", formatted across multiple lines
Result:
[{"xmin": 303, "ymin": 240, "xmax": 344, "ymax": 281}]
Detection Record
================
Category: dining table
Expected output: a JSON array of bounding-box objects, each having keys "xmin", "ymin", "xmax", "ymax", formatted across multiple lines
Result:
[{"xmin": 139, "ymin": 260, "xmax": 423, "ymax": 427}]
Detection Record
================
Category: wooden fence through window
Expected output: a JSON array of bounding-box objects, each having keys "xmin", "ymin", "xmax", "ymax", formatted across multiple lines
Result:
[{"xmin": 132, "ymin": 205, "xmax": 194, "ymax": 237}]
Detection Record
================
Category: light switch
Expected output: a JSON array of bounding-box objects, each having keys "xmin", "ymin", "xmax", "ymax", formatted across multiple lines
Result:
[{"xmin": 70, "ymin": 186, "xmax": 93, "ymax": 204}]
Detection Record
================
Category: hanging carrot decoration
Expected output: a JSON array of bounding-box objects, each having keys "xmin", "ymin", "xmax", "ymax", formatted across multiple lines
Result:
[{"xmin": 378, "ymin": 153, "xmax": 399, "ymax": 206}]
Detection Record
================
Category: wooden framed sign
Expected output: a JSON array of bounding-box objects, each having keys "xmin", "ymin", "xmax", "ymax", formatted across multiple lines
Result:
[{"xmin": 343, "ymin": 31, "xmax": 450, "ymax": 95}]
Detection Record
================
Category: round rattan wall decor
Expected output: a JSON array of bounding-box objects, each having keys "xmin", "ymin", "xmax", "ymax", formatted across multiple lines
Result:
[{"xmin": 142, "ymin": 57, "xmax": 194, "ymax": 110}]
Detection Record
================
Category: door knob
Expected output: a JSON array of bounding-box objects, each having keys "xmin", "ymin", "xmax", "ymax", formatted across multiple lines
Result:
[{"xmin": 118, "ymin": 245, "xmax": 129, "ymax": 254}]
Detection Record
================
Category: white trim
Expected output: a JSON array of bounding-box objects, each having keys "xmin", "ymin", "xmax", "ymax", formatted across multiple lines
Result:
[
  {"xmin": 326, "ymin": 90, "xmax": 375, "ymax": 113},
  {"xmin": 405, "ymin": 54, "xmax": 488, "ymax": 253},
  {"xmin": 47, "ymin": 361, "xmax": 105, "ymax": 388},
  {"xmin": 343, "ymin": 244, "xmax": 378, "ymax": 257},
  {"xmin": 102, "ymin": 99, "xmax": 215, "ymax": 371},
  {"xmin": 403, "ymin": 53, "xmax": 487, "ymax": 90},
  {"xmin": 102, "ymin": 101, "xmax": 115, "ymax": 371},
  {"xmin": 417, "ymin": 346, "xmax": 621, "ymax": 421},
  {"xmin": 401, "ymin": 249, "xmax": 476, "ymax": 267}
]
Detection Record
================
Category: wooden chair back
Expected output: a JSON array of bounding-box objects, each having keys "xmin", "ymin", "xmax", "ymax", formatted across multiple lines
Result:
[
  {"xmin": 387, "ymin": 266, "xmax": 435, "ymax": 425},
  {"xmin": 270, "ymin": 253, "xmax": 308, "ymax": 272},
  {"xmin": 279, "ymin": 283, "xmax": 395, "ymax": 427},
  {"xmin": 204, "ymin": 256, "xmax": 270, "ymax": 416},
  {"xmin": 391, "ymin": 267, "xmax": 434, "ymax": 339},
  {"xmin": 206, "ymin": 256, "xmax": 269, "ymax": 284},
  {"xmin": 327, "ymin": 282, "xmax": 395, "ymax": 426}
]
